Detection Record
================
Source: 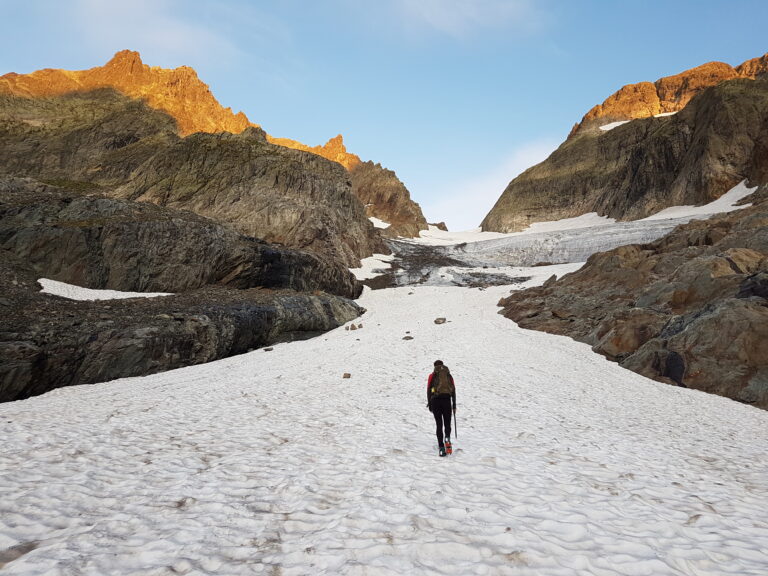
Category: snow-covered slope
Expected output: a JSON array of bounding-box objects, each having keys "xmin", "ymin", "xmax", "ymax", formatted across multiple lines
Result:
[
  {"xmin": 2, "ymin": 270, "xmax": 766, "ymax": 575},
  {"xmin": 407, "ymin": 180, "xmax": 757, "ymax": 269}
]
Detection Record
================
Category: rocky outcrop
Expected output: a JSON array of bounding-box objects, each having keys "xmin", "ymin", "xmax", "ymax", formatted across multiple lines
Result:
[
  {"xmin": 0, "ymin": 176, "xmax": 364, "ymax": 402},
  {"xmin": 0, "ymin": 90, "xmax": 386, "ymax": 266},
  {"xmin": 0, "ymin": 50, "xmax": 251, "ymax": 136},
  {"xmin": 0, "ymin": 177, "xmax": 361, "ymax": 298},
  {"xmin": 1, "ymin": 51, "xmax": 429, "ymax": 238},
  {"xmin": 0, "ymin": 249, "xmax": 362, "ymax": 403},
  {"xmin": 270, "ymin": 136, "xmax": 429, "ymax": 237},
  {"xmin": 498, "ymin": 193, "xmax": 768, "ymax": 408},
  {"xmin": 573, "ymin": 53, "xmax": 768, "ymax": 133},
  {"xmin": 482, "ymin": 77, "xmax": 768, "ymax": 232},
  {"xmin": 350, "ymin": 161, "xmax": 429, "ymax": 237}
]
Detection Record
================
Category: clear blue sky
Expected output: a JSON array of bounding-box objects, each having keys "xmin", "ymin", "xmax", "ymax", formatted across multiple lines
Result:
[{"xmin": 2, "ymin": 0, "xmax": 767, "ymax": 229}]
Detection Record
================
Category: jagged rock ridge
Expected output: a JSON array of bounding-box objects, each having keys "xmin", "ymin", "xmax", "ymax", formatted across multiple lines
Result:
[
  {"xmin": 0, "ymin": 89, "xmax": 385, "ymax": 267},
  {"xmin": 573, "ymin": 53, "xmax": 768, "ymax": 134},
  {"xmin": 482, "ymin": 75, "xmax": 768, "ymax": 232},
  {"xmin": 0, "ymin": 51, "xmax": 428, "ymax": 237}
]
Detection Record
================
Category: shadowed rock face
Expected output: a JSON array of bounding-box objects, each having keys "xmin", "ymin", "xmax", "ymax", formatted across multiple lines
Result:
[
  {"xmin": 498, "ymin": 193, "xmax": 768, "ymax": 409},
  {"xmin": 0, "ymin": 249, "xmax": 363, "ymax": 403},
  {"xmin": 0, "ymin": 90, "xmax": 386, "ymax": 266},
  {"xmin": 0, "ymin": 177, "xmax": 364, "ymax": 402},
  {"xmin": 0, "ymin": 178, "xmax": 362, "ymax": 298},
  {"xmin": 482, "ymin": 78, "xmax": 768, "ymax": 233},
  {"xmin": 0, "ymin": 51, "xmax": 429, "ymax": 238},
  {"xmin": 350, "ymin": 161, "xmax": 429, "ymax": 238}
]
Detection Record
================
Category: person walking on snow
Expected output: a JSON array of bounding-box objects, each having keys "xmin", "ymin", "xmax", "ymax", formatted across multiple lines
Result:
[{"xmin": 427, "ymin": 360, "xmax": 456, "ymax": 457}]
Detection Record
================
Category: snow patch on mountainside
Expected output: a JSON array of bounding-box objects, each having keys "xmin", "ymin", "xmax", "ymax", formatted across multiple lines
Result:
[
  {"xmin": 599, "ymin": 120, "xmax": 631, "ymax": 131},
  {"xmin": 350, "ymin": 253, "xmax": 395, "ymax": 280},
  {"xmin": 369, "ymin": 216, "xmax": 391, "ymax": 229},
  {"xmin": 640, "ymin": 180, "xmax": 756, "ymax": 221},
  {"xmin": 38, "ymin": 278, "xmax": 172, "ymax": 301}
]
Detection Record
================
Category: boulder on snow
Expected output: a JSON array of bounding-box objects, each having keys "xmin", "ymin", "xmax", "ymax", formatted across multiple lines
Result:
[{"xmin": 434, "ymin": 318, "xmax": 447, "ymax": 325}]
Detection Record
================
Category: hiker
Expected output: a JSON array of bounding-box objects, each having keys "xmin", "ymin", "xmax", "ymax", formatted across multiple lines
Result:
[{"xmin": 427, "ymin": 360, "xmax": 456, "ymax": 457}]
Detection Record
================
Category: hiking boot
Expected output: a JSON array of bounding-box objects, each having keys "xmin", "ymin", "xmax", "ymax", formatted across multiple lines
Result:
[
  {"xmin": 439, "ymin": 446, "xmax": 447, "ymax": 457},
  {"xmin": 445, "ymin": 437, "xmax": 452, "ymax": 455}
]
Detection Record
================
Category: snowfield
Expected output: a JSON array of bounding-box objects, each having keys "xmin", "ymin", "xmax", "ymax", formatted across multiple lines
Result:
[{"xmin": 2, "ymin": 266, "xmax": 767, "ymax": 575}]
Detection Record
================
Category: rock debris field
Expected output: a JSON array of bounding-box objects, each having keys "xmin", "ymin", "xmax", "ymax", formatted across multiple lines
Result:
[{"xmin": 1, "ymin": 262, "xmax": 767, "ymax": 575}]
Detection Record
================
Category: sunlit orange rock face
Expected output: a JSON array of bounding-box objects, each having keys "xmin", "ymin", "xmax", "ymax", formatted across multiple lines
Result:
[
  {"xmin": 0, "ymin": 50, "xmax": 252, "ymax": 136},
  {"xmin": 573, "ymin": 54, "xmax": 768, "ymax": 134},
  {"xmin": 268, "ymin": 134, "xmax": 361, "ymax": 171},
  {"xmin": 0, "ymin": 50, "xmax": 426, "ymax": 237},
  {"xmin": 0, "ymin": 50, "xmax": 363, "ymax": 171}
]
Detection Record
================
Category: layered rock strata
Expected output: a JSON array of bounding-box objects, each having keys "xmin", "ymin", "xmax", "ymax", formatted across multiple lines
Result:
[
  {"xmin": 0, "ymin": 251, "xmax": 362, "ymax": 403},
  {"xmin": 0, "ymin": 178, "xmax": 362, "ymax": 298},
  {"xmin": 0, "ymin": 51, "xmax": 429, "ymax": 238},
  {"xmin": 0, "ymin": 90, "xmax": 385, "ymax": 266},
  {"xmin": 498, "ymin": 193, "xmax": 768, "ymax": 408},
  {"xmin": 482, "ymin": 77, "xmax": 768, "ymax": 232},
  {"xmin": 0, "ymin": 177, "xmax": 364, "ymax": 402}
]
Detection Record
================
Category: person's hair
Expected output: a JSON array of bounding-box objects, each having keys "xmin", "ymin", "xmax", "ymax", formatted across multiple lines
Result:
[{"xmin": 434, "ymin": 360, "xmax": 443, "ymax": 366}]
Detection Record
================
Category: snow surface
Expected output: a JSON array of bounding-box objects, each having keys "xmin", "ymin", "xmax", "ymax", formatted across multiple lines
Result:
[
  {"xmin": 38, "ymin": 278, "xmax": 172, "ymax": 301},
  {"xmin": 640, "ymin": 180, "xmax": 755, "ymax": 221},
  {"xmin": 654, "ymin": 112, "xmax": 678, "ymax": 117},
  {"xmin": 598, "ymin": 120, "xmax": 631, "ymax": 131},
  {"xmin": 369, "ymin": 217, "xmax": 391, "ymax": 229},
  {"xmin": 350, "ymin": 253, "xmax": 396, "ymax": 280},
  {"xmin": 2, "ymin": 268, "xmax": 767, "ymax": 575}
]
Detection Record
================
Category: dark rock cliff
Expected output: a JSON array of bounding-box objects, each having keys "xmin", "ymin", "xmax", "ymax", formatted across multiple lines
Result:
[
  {"xmin": 0, "ymin": 178, "xmax": 364, "ymax": 402},
  {"xmin": 482, "ymin": 78, "xmax": 768, "ymax": 232},
  {"xmin": 0, "ymin": 178, "xmax": 361, "ymax": 298}
]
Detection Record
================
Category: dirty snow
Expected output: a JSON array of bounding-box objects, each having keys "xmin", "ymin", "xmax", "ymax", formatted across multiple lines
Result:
[
  {"xmin": 350, "ymin": 253, "xmax": 396, "ymax": 280},
  {"xmin": 2, "ymin": 267, "xmax": 767, "ymax": 575},
  {"xmin": 38, "ymin": 278, "xmax": 172, "ymax": 301}
]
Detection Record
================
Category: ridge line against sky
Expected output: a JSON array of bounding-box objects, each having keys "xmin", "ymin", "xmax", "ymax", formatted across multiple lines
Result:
[{"xmin": 2, "ymin": 0, "xmax": 767, "ymax": 230}]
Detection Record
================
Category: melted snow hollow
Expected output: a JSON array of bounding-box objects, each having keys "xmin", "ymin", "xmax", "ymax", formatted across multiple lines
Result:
[{"xmin": 2, "ymin": 268, "xmax": 767, "ymax": 575}]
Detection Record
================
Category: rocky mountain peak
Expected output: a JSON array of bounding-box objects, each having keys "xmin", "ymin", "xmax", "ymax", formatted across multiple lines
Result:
[
  {"xmin": 0, "ymin": 49, "xmax": 252, "ymax": 136},
  {"xmin": 0, "ymin": 50, "xmax": 428, "ymax": 237},
  {"xmin": 573, "ymin": 52, "xmax": 768, "ymax": 134}
]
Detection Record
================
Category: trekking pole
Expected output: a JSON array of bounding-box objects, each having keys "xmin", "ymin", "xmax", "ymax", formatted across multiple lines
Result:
[{"xmin": 454, "ymin": 407, "xmax": 457, "ymax": 439}]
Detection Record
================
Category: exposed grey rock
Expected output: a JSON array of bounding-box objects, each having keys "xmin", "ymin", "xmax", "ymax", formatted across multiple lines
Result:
[
  {"xmin": 0, "ymin": 250, "xmax": 363, "ymax": 402},
  {"xmin": 0, "ymin": 89, "xmax": 386, "ymax": 267},
  {"xmin": 483, "ymin": 78, "xmax": 768, "ymax": 232},
  {"xmin": 0, "ymin": 177, "xmax": 361, "ymax": 298}
]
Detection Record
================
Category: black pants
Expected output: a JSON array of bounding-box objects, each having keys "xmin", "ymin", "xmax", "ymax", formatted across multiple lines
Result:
[{"xmin": 431, "ymin": 395, "xmax": 453, "ymax": 447}]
